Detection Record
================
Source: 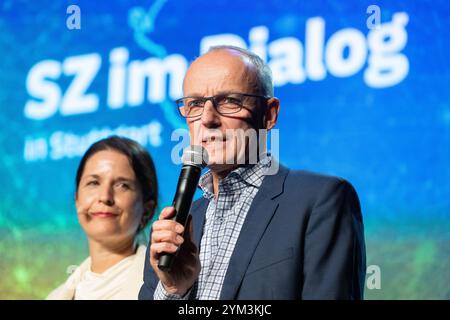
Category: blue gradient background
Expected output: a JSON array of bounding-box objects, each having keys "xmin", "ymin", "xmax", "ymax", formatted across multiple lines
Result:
[{"xmin": 0, "ymin": 0, "xmax": 449, "ymax": 299}]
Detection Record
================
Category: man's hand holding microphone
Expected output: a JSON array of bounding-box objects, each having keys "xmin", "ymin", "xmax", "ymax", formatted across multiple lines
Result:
[{"xmin": 149, "ymin": 145, "xmax": 208, "ymax": 296}]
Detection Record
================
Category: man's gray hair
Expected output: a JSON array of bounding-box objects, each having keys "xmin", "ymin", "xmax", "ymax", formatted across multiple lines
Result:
[{"xmin": 207, "ymin": 45, "xmax": 274, "ymax": 97}]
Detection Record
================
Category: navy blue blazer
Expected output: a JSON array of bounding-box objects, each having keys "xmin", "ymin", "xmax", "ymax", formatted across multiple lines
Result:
[{"xmin": 139, "ymin": 165, "xmax": 366, "ymax": 300}]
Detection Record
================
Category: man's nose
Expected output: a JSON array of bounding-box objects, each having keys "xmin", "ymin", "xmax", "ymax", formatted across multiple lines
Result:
[
  {"xmin": 99, "ymin": 184, "xmax": 114, "ymax": 206},
  {"xmin": 201, "ymin": 99, "xmax": 221, "ymax": 128}
]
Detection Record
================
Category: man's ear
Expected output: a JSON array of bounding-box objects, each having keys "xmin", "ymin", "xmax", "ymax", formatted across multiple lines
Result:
[{"xmin": 263, "ymin": 97, "xmax": 280, "ymax": 130}]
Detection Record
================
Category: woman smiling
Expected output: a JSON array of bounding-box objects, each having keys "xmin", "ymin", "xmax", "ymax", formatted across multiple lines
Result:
[{"xmin": 47, "ymin": 136, "xmax": 158, "ymax": 300}]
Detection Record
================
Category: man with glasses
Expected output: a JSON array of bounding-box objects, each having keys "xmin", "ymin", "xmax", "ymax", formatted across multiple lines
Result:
[{"xmin": 139, "ymin": 45, "xmax": 366, "ymax": 300}]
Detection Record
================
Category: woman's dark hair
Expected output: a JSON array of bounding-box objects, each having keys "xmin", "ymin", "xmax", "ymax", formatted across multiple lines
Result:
[{"xmin": 75, "ymin": 136, "xmax": 158, "ymax": 229}]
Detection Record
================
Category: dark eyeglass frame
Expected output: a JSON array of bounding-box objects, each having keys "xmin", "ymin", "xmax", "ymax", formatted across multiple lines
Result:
[{"xmin": 175, "ymin": 92, "xmax": 270, "ymax": 118}]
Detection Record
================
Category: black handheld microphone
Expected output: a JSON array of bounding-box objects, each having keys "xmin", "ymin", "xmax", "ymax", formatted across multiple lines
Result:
[{"xmin": 157, "ymin": 145, "xmax": 209, "ymax": 272}]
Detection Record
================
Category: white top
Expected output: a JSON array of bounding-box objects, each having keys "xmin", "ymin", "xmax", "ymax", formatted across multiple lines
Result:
[{"xmin": 47, "ymin": 245, "xmax": 146, "ymax": 300}]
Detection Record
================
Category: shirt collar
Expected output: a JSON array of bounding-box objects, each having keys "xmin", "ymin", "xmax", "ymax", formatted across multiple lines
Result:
[{"xmin": 198, "ymin": 155, "xmax": 272, "ymax": 199}]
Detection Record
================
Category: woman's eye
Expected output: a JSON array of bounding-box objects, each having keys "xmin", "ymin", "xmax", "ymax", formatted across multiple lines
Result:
[
  {"xmin": 86, "ymin": 180, "xmax": 99, "ymax": 186},
  {"xmin": 116, "ymin": 182, "xmax": 130, "ymax": 190}
]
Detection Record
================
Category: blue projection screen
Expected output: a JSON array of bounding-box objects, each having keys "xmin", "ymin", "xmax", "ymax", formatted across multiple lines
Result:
[{"xmin": 0, "ymin": 0, "xmax": 449, "ymax": 299}]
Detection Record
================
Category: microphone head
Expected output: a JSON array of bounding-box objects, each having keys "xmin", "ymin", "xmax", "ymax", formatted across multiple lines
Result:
[{"xmin": 182, "ymin": 145, "xmax": 209, "ymax": 169}]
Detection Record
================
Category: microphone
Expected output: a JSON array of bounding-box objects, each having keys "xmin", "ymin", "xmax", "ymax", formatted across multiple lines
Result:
[{"xmin": 158, "ymin": 145, "xmax": 209, "ymax": 271}]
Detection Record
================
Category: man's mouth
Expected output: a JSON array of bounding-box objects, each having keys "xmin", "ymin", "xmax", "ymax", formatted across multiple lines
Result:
[{"xmin": 201, "ymin": 135, "xmax": 226, "ymax": 144}]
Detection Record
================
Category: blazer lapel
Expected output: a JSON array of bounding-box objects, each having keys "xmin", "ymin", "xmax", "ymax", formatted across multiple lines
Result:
[{"xmin": 220, "ymin": 164, "xmax": 289, "ymax": 299}]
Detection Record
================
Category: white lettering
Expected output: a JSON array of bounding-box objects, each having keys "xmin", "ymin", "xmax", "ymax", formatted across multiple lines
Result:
[
  {"xmin": 108, "ymin": 47, "xmax": 129, "ymax": 109},
  {"xmin": 364, "ymin": 12, "xmax": 409, "ymax": 88},
  {"xmin": 60, "ymin": 53, "xmax": 101, "ymax": 116},
  {"xmin": 200, "ymin": 34, "xmax": 247, "ymax": 54},
  {"xmin": 24, "ymin": 13, "xmax": 410, "ymax": 121},
  {"xmin": 127, "ymin": 54, "xmax": 187, "ymax": 105},
  {"xmin": 326, "ymin": 29, "xmax": 367, "ymax": 77},
  {"xmin": 269, "ymin": 37, "xmax": 306, "ymax": 85},
  {"xmin": 305, "ymin": 17, "xmax": 326, "ymax": 80},
  {"xmin": 24, "ymin": 60, "xmax": 62, "ymax": 120}
]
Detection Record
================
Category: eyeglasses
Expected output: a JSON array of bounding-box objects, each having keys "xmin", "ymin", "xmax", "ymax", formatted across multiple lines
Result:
[{"xmin": 176, "ymin": 92, "xmax": 270, "ymax": 118}]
